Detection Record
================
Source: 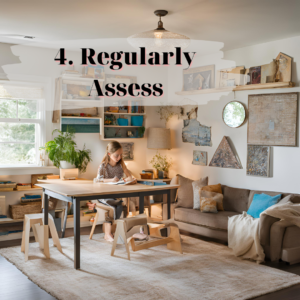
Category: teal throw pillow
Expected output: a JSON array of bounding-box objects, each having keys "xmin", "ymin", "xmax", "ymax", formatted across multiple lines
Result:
[{"xmin": 247, "ymin": 193, "xmax": 281, "ymax": 218}]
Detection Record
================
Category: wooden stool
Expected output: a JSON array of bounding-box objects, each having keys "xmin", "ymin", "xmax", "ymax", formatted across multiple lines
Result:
[
  {"xmin": 111, "ymin": 214, "xmax": 183, "ymax": 260},
  {"xmin": 21, "ymin": 213, "xmax": 63, "ymax": 262}
]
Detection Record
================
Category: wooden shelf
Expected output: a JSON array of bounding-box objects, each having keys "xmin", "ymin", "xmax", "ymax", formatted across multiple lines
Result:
[
  {"xmin": 0, "ymin": 187, "xmax": 42, "ymax": 193},
  {"xmin": 61, "ymin": 116, "xmax": 101, "ymax": 119},
  {"xmin": 62, "ymin": 98, "xmax": 103, "ymax": 102},
  {"xmin": 104, "ymin": 112, "xmax": 145, "ymax": 115},
  {"xmin": 104, "ymin": 125, "xmax": 143, "ymax": 128},
  {"xmin": 175, "ymin": 82, "xmax": 295, "ymax": 95}
]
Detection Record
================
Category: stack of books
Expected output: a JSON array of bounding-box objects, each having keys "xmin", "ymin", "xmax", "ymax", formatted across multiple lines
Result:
[
  {"xmin": 0, "ymin": 181, "xmax": 17, "ymax": 191},
  {"xmin": 20, "ymin": 194, "xmax": 42, "ymax": 205},
  {"xmin": 16, "ymin": 183, "xmax": 32, "ymax": 190}
]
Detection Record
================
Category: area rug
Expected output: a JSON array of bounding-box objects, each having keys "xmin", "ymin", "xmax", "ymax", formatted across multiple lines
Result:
[{"xmin": 1, "ymin": 234, "xmax": 300, "ymax": 300}]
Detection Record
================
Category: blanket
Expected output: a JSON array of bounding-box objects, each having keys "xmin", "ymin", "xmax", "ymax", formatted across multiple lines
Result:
[
  {"xmin": 228, "ymin": 200, "xmax": 300, "ymax": 263},
  {"xmin": 228, "ymin": 212, "xmax": 264, "ymax": 263}
]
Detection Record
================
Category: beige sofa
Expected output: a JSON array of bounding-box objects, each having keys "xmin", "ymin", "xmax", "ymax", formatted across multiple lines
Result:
[{"xmin": 162, "ymin": 177, "xmax": 300, "ymax": 265}]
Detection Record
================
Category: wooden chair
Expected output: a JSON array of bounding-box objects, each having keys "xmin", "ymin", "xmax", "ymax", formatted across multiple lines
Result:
[
  {"xmin": 21, "ymin": 213, "xmax": 63, "ymax": 262},
  {"xmin": 111, "ymin": 214, "xmax": 183, "ymax": 260}
]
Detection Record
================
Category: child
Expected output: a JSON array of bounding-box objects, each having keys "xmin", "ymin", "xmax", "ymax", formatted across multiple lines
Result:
[{"xmin": 88, "ymin": 141, "xmax": 137, "ymax": 242}]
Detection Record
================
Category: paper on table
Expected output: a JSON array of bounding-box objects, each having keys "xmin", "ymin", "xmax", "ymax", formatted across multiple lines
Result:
[{"xmin": 105, "ymin": 179, "xmax": 136, "ymax": 185}]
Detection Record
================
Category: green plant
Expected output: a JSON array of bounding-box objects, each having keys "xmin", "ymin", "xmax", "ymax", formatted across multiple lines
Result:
[
  {"xmin": 149, "ymin": 152, "xmax": 173, "ymax": 171},
  {"xmin": 40, "ymin": 127, "xmax": 92, "ymax": 173},
  {"xmin": 138, "ymin": 126, "xmax": 145, "ymax": 138}
]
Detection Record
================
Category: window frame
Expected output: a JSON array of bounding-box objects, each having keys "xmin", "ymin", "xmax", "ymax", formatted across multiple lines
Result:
[{"xmin": 0, "ymin": 81, "xmax": 46, "ymax": 167}]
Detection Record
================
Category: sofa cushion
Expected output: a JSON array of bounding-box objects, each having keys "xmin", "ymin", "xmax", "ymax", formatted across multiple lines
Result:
[
  {"xmin": 200, "ymin": 198, "xmax": 218, "ymax": 213},
  {"xmin": 200, "ymin": 190, "xmax": 224, "ymax": 211},
  {"xmin": 222, "ymin": 186, "xmax": 250, "ymax": 213},
  {"xmin": 248, "ymin": 190, "xmax": 282, "ymax": 209},
  {"xmin": 202, "ymin": 184, "xmax": 222, "ymax": 194},
  {"xmin": 176, "ymin": 175, "xmax": 208, "ymax": 209},
  {"xmin": 174, "ymin": 207, "xmax": 240, "ymax": 230}
]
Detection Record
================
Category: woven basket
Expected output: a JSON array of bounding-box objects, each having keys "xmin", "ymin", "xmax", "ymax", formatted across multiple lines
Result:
[{"xmin": 9, "ymin": 203, "xmax": 42, "ymax": 219}]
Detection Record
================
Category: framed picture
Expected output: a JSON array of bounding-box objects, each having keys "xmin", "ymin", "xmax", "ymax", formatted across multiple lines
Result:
[
  {"xmin": 183, "ymin": 65, "xmax": 215, "ymax": 91},
  {"xmin": 276, "ymin": 52, "xmax": 292, "ymax": 82},
  {"xmin": 217, "ymin": 66, "xmax": 245, "ymax": 87},
  {"xmin": 249, "ymin": 66, "xmax": 261, "ymax": 84},
  {"xmin": 247, "ymin": 145, "xmax": 270, "ymax": 177},
  {"xmin": 120, "ymin": 143, "xmax": 134, "ymax": 161},
  {"xmin": 82, "ymin": 65, "xmax": 105, "ymax": 79},
  {"xmin": 192, "ymin": 150, "xmax": 207, "ymax": 166},
  {"xmin": 248, "ymin": 93, "xmax": 298, "ymax": 146}
]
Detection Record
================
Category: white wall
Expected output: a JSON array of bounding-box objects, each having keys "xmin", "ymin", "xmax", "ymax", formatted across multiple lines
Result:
[{"xmin": 161, "ymin": 35, "xmax": 300, "ymax": 194}]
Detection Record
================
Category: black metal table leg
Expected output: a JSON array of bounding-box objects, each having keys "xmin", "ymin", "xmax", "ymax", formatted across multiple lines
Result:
[
  {"xmin": 44, "ymin": 190, "xmax": 48, "ymax": 226},
  {"xmin": 73, "ymin": 198, "xmax": 80, "ymax": 269},
  {"xmin": 139, "ymin": 194, "xmax": 144, "ymax": 214},
  {"xmin": 167, "ymin": 190, "xmax": 171, "ymax": 219}
]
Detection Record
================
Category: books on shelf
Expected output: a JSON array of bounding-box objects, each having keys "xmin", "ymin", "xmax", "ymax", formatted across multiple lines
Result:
[
  {"xmin": 16, "ymin": 183, "xmax": 32, "ymax": 190},
  {"xmin": 0, "ymin": 181, "xmax": 17, "ymax": 190}
]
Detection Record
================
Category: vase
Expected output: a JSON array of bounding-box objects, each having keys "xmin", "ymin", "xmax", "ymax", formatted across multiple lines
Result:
[
  {"xmin": 60, "ymin": 160, "xmax": 76, "ymax": 169},
  {"xmin": 158, "ymin": 170, "xmax": 164, "ymax": 179}
]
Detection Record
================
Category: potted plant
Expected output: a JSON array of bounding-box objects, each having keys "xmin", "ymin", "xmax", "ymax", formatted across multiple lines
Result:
[
  {"xmin": 40, "ymin": 128, "xmax": 92, "ymax": 173},
  {"xmin": 149, "ymin": 152, "xmax": 173, "ymax": 179}
]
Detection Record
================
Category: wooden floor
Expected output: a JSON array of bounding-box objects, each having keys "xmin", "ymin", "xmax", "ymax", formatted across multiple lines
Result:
[{"xmin": 0, "ymin": 227, "xmax": 299, "ymax": 300}]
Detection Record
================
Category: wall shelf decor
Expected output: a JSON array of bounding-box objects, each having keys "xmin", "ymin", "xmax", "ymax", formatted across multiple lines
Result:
[{"xmin": 176, "ymin": 81, "xmax": 295, "ymax": 95}]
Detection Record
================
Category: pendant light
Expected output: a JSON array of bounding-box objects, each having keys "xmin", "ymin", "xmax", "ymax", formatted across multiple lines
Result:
[{"xmin": 127, "ymin": 10, "xmax": 190, "ymax": 53}]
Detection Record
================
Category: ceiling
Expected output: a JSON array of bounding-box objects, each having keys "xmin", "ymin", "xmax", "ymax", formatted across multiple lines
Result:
[{"xmin": 1, "ymin": 0, "xmax": 300, "ymax": 52}]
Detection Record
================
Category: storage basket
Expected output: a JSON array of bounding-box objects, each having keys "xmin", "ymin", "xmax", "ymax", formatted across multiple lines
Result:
[
  {"xmin": 9, "ymin": 203, "xmax": 42, "ymax": 219},
  {"xmin": 131, "ymin": 115, "xmax": 143, "ymax": 126},
  {"xmin": 117, "ymin": 118, "xmax": 129, "ymax": 126}
]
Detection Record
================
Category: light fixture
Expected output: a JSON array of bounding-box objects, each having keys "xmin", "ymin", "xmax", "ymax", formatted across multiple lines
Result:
[
  {"xmin": 127, "ymin": 10, "xmax": 190, "ymax": 53},
  {"xmin": 147, "ymin": 128, "xmax": 171, "ymax": 150}
]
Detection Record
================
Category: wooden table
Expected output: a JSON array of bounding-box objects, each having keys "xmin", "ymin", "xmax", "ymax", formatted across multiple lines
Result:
[{"xmin": 36, "ymin": 179, "xmax": 179, "ymax": 269}]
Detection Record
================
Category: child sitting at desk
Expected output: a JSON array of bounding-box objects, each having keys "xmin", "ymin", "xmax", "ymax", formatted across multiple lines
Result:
[{"xmin": 87, "ymin": 141, "xmax": 137, "ymax": 242}]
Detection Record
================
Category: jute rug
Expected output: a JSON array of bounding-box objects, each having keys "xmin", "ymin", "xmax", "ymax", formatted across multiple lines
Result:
[{"xmin": 0, "ymin": 234, "xmax": 300, "ymax": 300}]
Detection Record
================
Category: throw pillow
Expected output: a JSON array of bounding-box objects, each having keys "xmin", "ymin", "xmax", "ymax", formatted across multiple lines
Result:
[
  {"xmin": 200, "ymin": 190, "xmax": 224, "ymax": 211},
  {"xmin": 176, "ymin": 175, "xmax": 208, "ymax": 209},
  {"xmin": 247, "ymin": 193, "xmax": 282, "ymax": 218},
  {"xmin": 200, "ymin": 198, "xmax": 217, "ymax": 213},
  {"xmin": 192, "ymin": 181, "xmax": 205, "ymax": 209},
  {"xmin": 201, "ymin": 184, "xmax": 222, "ymax": 194}
]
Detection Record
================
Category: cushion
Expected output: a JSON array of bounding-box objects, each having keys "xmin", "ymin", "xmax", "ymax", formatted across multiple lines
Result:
[
  {"xmin": 248, "ymin": 190, "xmax": 282, "ymax": 209},
  {"xmin": 192, "ymin": 180, "xmax": 206, "ymax": 209},
  {"xmin": 202, "ymin": 184, "xmax": 222, "ymax": 194},
  {"xmin": 222, "ymin": 186, "xmax": 250, "ymax": 213},
  {"xmin": 200, "ymin": 190, "xmax": 224, "ymax": 211},
  {"xmin": 170, "ymin": 175, "xmax": 179, "ymax": 203},
  {"xmin": 200, "ymin": 198, "xmax": 217, "ymax": 213},
  {"xmin": 176, "ymin": 175, "xmax": 208, "ymax": 209},
  {"xmin": 174, "ymin": 208, "xmax": 239, "ymax": 230},
  {"xmin": 247, "ymin": 193, "xmax": 282, "ymax": 218}
]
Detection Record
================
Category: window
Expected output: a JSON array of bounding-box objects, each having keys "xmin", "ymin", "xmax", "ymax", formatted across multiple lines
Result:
[{"xmin": 0, "ymin": 83, "xmax": 45, "ymax": 166}]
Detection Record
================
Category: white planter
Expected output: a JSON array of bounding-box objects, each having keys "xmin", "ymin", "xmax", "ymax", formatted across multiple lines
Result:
[{"xmin": 60, "ymin": 161, "xmax": 76, "ymax": 169}]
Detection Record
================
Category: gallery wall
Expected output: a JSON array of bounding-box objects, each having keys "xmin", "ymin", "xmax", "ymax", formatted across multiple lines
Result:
[{"xmin": 158, "ymin": 34, "xmax": 300, "ymax": 194}]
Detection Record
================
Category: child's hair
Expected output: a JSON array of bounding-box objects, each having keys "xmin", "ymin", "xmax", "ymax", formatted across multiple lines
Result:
[{"xmin": 102, "ymin": 141, "xmax": 124, "ymax": 166}]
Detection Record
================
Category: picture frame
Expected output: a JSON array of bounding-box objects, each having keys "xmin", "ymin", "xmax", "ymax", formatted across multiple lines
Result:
[
  {"xmin": 192, "ymin": 150, "xmax": 207, "ymax": 166},
  {"xmin": 120, "ymin": 143, "xmax": 134, "ymax": 161},
  {"xmin": 217, "ymin": 66, "xmax": 245, "ymax": 88},
  {"xmin": 246, "ymin": 145, "xmax": 270, "ymax": 177},
  {"xmin": 247, "ymin": 93, "xmax": 298, "ymax": 146},
  {"xmin": 183, "ymin": 65, "xmax": 215, "ymax": 91}
]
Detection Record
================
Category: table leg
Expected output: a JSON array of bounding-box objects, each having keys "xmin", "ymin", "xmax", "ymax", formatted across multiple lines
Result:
[
  {"xmin": 139, "ymin": 194, "xmax": 144, "ymax": 214},
  {"xmin": 73, "ymin": 198, "xmax": 80, "ymax": 269},
  {"xmin": 44, "ymin": 192, "xmax": 48, "ymax": 225},
  {"xmin": 167, "ymin": 190, "xmax": 171, "ymax": 219}
]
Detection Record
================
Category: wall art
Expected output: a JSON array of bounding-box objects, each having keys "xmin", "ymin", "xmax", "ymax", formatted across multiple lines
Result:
[
  {"xmin": 183, "ymin": 65, "xmax": 215, "ymax": 91},
  {"xmin": 192, "ymin": 150, "xmax": 207, "ymax": 166},
  {"xmin": 209, "ymin": 136, "xmax": 242, "ymax": 169},
  {"xmin": 248, "ymin": 93, "xmax": 297, "ymax": 146},
  {"xmin": 247, "ymin": 145, "xmax": 270, "ymax": 177},
  {"xmin": 182, "ymin": 119, "xmax": 211, "ymax": 146}
]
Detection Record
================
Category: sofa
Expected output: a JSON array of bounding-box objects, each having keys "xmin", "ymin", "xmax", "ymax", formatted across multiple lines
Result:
[{"xmin": 162, "ymin": 176, "xmax": 300, "ymax": 265}]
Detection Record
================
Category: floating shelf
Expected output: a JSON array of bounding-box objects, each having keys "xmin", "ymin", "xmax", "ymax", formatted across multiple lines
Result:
[
  {"xmin": 61, "ymin": 75, "xmax": 105, "ymax": 82},
  {"xmin": 61, "ymin": 116, "xmax": 101, "ymax": 119},
  {"xmin": 62, "ymin": 98, "xmax": 103, "ymax": 102},
  {"xmin": 175, "ymin": 82, "xmax": 295, "ymax": 95},
  {"xmin": 104, "ymin": 112, "xmax": 145, "ymax": 115},
  {"xmin": 0, "ymin": 187, "xmax": 42, "ymax": 193},
  {"xmin": 104, "ymin": 125, "xmax": 143, "ymax": 128}
]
